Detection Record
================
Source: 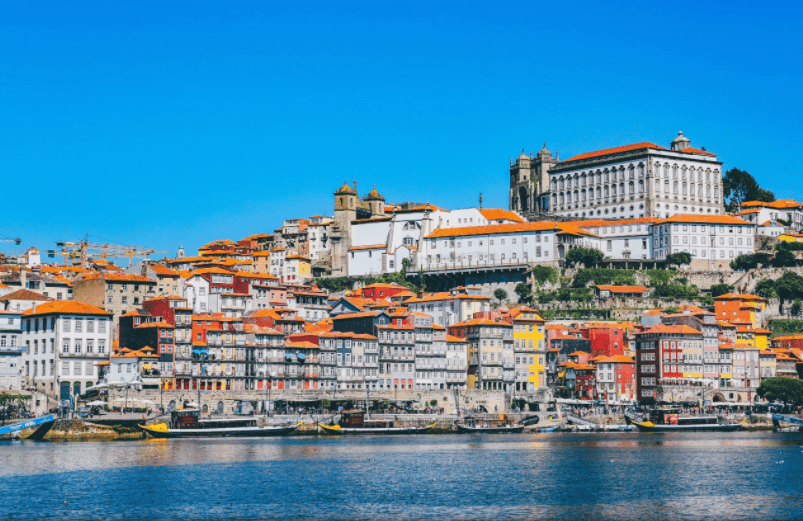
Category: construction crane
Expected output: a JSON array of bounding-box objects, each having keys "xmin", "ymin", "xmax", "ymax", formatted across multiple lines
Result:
[
  {"xmin": 50, "ymin": 237, "xmax": 166, "ymax": 268},
  {"xmin": 0, "ymin": 237, "xmax": 21, "ymax": 245}
]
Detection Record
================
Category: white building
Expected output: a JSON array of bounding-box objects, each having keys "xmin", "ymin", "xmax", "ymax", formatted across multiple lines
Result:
[
  {"xmin": 652, "ymin": 214, "xmax": 755, "ymax": 269},
  {"xmin": 445, "ymin": 334, "xmax": 468, "ymax": 390},
  {"xmin": 307, "ymin": 216, "xmax": 333, "ymax": 261},
  {"xmin": 0, "ymin": 311, "xmax": 23, "ymax": 390},
  {"xmin": 564, "ymin": 218, "xmax": 658, "ymax": 260},
  {"xmin": 413, "ymin": 314, "xmax": 447, "ymax": 390},
  {"xmin": 347, "ymin": 207, "xmax": 525, "ymax": 276},
  {"xmin": 547, "ymin": 132, "xmax": 723, "ymax": 220},
  {"xmin": 755, "ymin": 220, "xmax": 785, "ymax": 238},
  {"xmin": 737, "ymin": 200, "xmax": 803, "ymax": 232},
  {"xmin": 182, "ymin": 274, "xmax": 211, "ymax": 314},
  {"xmin": 404, "ymin": 287, "xmax": 491, "ymax": 328},
  {"xmin": 21, "ymin": 301, "xmax": 113, "ymax": 400},
  {"xmin": 417, "ymin": 221, "xmax": 599, "ymax": 269}
]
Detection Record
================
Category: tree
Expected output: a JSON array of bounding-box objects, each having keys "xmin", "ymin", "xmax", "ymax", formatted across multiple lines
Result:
[
  {"xmin": 494, "ymin": 288, "xmax": 508, "ymax": 304},
  {"xmin": 564, "ymin": 247, "xmax": 604, "ymax": 268},
  {"xmin": 722, "ymin": 167, "xmax": 775, "ymax": 210},
  {"xmin": 731, "ymin": 252, "xmax": 772, "ymax": 271},
  {"xmin": 772, "ymin": 249, "xmax": 798, "ymax": 268},
  {"xmin": 514, "ymin": 283, "xmax": 532, "ymax": 303},
  {"xmin": 401, "ymin": 258, "xmax": 413, "ymax": 275},
  {"xmin": 778, "ymin": 241, "xmax": 803, "ymax": 252},
  {"xmin": 710, "ymin": 283, "xmax": 732, "ymax": 298},
  {"xmin": 757, "ymin": 377, "xmax": 803, "ymax": 407},
  {"xmin": 792, "ymin": 299, "xmax": 802, "ymax": 317},
  {"xmin": 754, "ymin": 279, "xmax": 778, "ymax": 300},
  {"xmin": 775, "ymin": 271, "xmax": 803, "ymax": 304},
  {"xmin": 665, "ymin": 251, "xmax": 692, "ymax": 268}
]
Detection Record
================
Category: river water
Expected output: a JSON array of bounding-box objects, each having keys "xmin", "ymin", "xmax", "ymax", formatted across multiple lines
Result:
[{"xmin": 1, "ymin": 431, "xmax": 802, "ymax": 520}]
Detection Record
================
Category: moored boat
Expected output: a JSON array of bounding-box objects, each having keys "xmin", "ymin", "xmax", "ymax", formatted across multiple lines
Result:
[
  {"xmin": 454, "ymin": 415, "xmax": 524, "ymax": 434},
  {"xmin": 139, "ymin": 409, "xmax": 301, "ymax": 438},
  {"xmin": 630, "ymin": 408, "xmax": 743, "ymax": 432},
  {"xmin": 316, "ymin": 410, "xmax": 435, "ymax": 435}
]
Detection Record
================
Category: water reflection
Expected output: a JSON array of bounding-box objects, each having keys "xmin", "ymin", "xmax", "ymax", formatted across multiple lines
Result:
[{"xmin": 1, "ymin": 432, "xmax": 803, "ymax": 520}]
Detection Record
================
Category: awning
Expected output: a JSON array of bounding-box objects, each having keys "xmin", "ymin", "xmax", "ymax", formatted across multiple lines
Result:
[
  {"xmin": 143, "ymin": 363, "xmax": 152, "ymax": 370},
  {"xmin": 297, "ymin": 352, "xmax": 306, "ymax": 361}
]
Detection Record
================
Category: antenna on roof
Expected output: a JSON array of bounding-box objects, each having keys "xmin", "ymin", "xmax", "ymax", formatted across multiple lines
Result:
[{"xmin": 479, "ymin": 193, "xmax": 483, "ymax": 209}]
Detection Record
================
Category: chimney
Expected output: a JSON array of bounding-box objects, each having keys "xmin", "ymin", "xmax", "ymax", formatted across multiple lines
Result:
[{"xmin": 20, "ymin": 268, "xmax": 27, "ymax": 290}]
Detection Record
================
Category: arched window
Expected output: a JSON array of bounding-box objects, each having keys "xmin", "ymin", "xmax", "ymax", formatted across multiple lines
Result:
[
  {"xmin": 628, "ymin": 181, "xmax": 634, "ymax": 194},
  {"xmin": 673, "ymin": 181, "xmax": 679, "ymax": 194},
  {"xmin": 638, "ymin": 179, "xmax": 645, "ymax": 194},
  {"xmin": 619, "ymin": 182, "xmax": 625, "ymax": 198},
  {"xmin": 664, "ymin": 179, "xmax": 670, "ymax": 194}
]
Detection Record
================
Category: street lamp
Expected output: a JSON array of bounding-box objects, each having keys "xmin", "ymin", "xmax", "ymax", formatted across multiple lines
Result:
[{"xmin": 266, "ymin": 371, "xmax": 275, "ymax": 418}]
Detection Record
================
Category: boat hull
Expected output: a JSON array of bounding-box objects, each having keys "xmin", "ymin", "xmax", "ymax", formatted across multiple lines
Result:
[
  {"xmin": 139, "ymin": 423, "xmax": 301, "ymax": 439},
  {"xmin": 317, "ymin": 422, "xmax": 435, "ymax": 435},
  {"xmin": 454, "ymin": 424, "xmax": 524, "ymax": 434},
  {"xmin": 632, "ymin": 421, "xmax": 743, "ymax": 432}
]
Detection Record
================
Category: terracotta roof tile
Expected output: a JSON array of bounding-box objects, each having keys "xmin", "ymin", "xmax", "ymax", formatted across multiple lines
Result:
[
  {"xmin": 22, "ymin": 300, "xmax": 112, "ymax": 316},
  {"xmin": 560, "ymin": 142, "xmax": 668, "ymax": 163}
]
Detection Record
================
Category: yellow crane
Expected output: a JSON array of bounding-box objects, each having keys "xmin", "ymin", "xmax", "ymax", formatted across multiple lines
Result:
[{"xmin": 51, "ymin": 238, "xmax": 166, "ymax": 268}]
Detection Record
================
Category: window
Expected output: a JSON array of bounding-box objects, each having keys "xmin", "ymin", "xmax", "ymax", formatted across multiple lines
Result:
[{"xmin": 63, "ymin": 319, "xmax": 71, "ymax": 332}]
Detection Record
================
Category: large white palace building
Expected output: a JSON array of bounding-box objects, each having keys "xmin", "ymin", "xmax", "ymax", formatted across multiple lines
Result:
[{"xmin": 510, "ymin": 132, "xmax": 724, "ymax": 221}]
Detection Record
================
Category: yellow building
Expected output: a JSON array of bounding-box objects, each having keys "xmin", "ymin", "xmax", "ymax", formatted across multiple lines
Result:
[
  {"xmin": 759, "ymin": 350, "xmax": 777, "ymax": 379},
  {"xmin": 754, "ymin": 327, "xmax": 771, "ymax": 350},
  {"xmin": 284, "ymin": 255, "xmax": 311, "ymax": 284},
  {"xmin": 506, "ymin": 306, "xmax": 546, "ymax": 391},
  {"xmin": 778, "ymin": 233, "xmax": 803, "ymax": 243}
]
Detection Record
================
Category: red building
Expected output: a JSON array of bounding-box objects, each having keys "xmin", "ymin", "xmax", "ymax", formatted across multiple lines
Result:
[
  {"xmin": 360, "ymin": 283, "xmax": 412, "ymax": 300},
  {"xmin": 580, "ymin": 327, "xmax": 625, "ymax": 357},
  {"xmin": 633, "ymin": 324, "xmax": 702, "ymax": 403}
]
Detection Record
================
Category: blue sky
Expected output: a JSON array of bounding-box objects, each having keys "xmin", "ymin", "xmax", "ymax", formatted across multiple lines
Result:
[{"xmin": 1, "ymin": 1, "xmax": 801, "ymax": 261}]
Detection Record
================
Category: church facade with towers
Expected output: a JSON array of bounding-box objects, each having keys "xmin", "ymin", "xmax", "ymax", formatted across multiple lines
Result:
[
  {"xmin": 330, "ymin": 180, "xmax": 388, "ymax": 275},
  {"xmin": 510, "ymin": 132, "xmax": 724, "ymax": 221}
]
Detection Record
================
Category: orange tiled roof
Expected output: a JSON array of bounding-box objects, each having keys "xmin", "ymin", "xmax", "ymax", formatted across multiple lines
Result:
[
  {"xmin": 566, "ymin": 217, "xmax": 660, "ymax": 228},
  {"xmin": 639, "ymin": 324, "xmax": 702, "ymax": 335},
  {"xmin": 426, "ymin": 221, "xmax": 558, "ymax": 239},
  {"xmin": 449, "ymin": 318, "xmax": 511, "ymax": 328},
  {"xmin": 446, "ymin": 335, "xmax": 468, "ymax": 343},
  {"xmin": 479, "ymin": 209, "xmax": 525, "ymax": 223},
  {"xmin": 81, "ymin": 272, "xmax": 156, "ymax": 283},
  {"xmin": 742, "ymin": 199, "xmax": 801, "ymax": 209},
  {"xmin": 23, "ymin": 300, "xmax": 112, "ymax": 316},
  {"xmin": 0, "ymin": 289, "xmax": 52, "ymax": 302},
  {"xmin": 713, "ymin": 293, "xmax": 766, "ymax": 302},
  {"xmin": 135, "ymin": 321, "xmax": 174, "ymax": 329},
  {"xmin": 148, "ymin": 264, "xmax": 180, "ymax": 276},
  {"xmin": 680, "ymin": 147, "xmax": 716, "ymax": 156},
  {"xmin": 594, "ymin": 355, "xmax": 635, "ymax": 364},
  {"xmin": 404, "ymin": 292, "xmax": 491, "ymax": 303},
  {"xmin": 348, "ymin": 244, "xmax": 386, "ymax": 251},
  {"xmin": 659, "ymin": 214, "xmax": 752, "ymax": 225},
  {"xmin": 560, "ymin": 142, "xmax": 668, "ymax": 163}
]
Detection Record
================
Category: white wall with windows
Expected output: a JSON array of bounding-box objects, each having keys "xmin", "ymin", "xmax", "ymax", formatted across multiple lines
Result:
[{"xmin": 21, "ymin": 311, "xmax": 112, "ymax": 398}]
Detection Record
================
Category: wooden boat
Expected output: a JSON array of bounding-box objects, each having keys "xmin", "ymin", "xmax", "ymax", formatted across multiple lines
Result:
[
  {"xmin": 139, "ymin": 409, "xmax": 301, "ymax": 438},
  {"xmin": 316, "ymin": 410, "xmax": 435, "ymax": 435},
  {"xmin": 454, "ymin": 415, "xmax": 525, "ymax": 434},
  {"xmin": 629, "ymin": 408, "xmax": 744, "ymax": 432},
  {"xmin": 0, "ymin": 414, "xmax": 56, "ymax": 441}
]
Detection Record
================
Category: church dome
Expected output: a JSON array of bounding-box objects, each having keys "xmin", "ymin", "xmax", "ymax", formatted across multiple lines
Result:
[
  {"xmin": 672, "ymin": 131, "xmax": 690, "ymax": 144},
  {"xmin": 335, "ymin": 179, "xmax": 354, "ymax": 194},
  {"xmin": 671, "ymin": 131, "xmax": 691, "ymax": 151},
  {"xmin": 517, "ymin": 148, "xmax": 529, "ymax": 160},
  {"xmin": 365, "ymin": 185, "xmax": 384, "ymax": 201}
]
